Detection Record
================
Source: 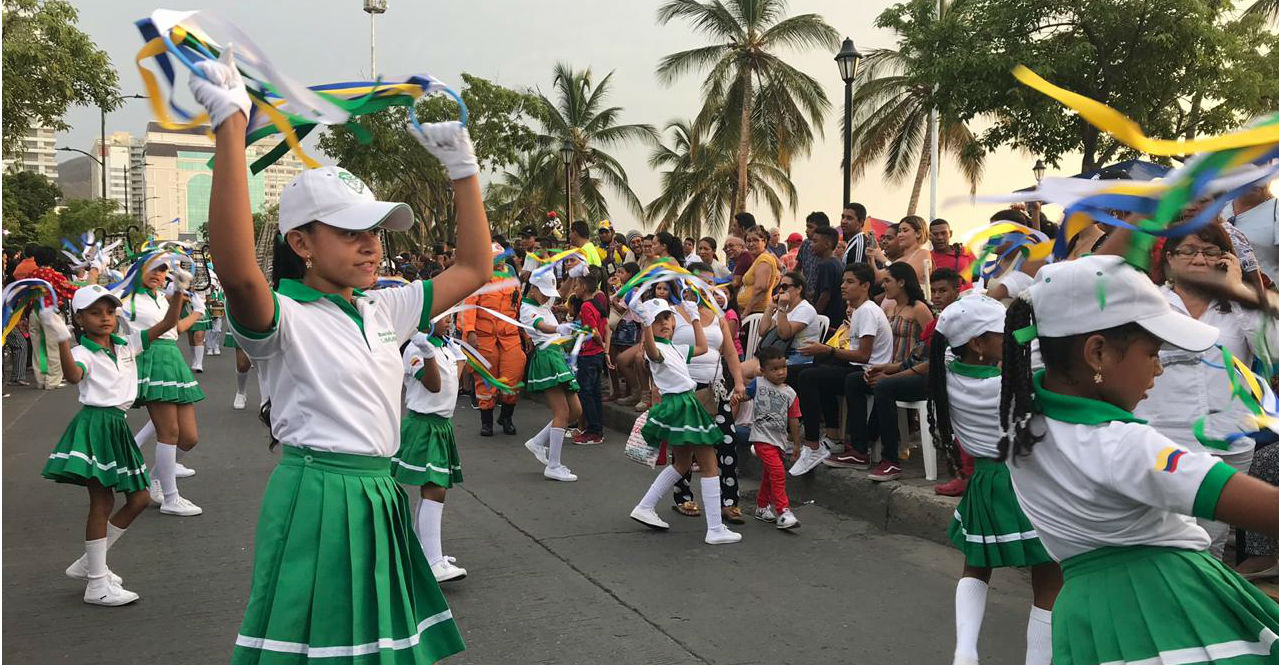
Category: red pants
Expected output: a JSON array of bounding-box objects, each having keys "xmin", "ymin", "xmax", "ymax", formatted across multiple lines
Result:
[
  {"xmin": 753, "ymin": 442, "xmax": 789, "ymax": 512},
  {"xmin": 473, "ymin": 333, "xmax": 526, "ymax": 409}
]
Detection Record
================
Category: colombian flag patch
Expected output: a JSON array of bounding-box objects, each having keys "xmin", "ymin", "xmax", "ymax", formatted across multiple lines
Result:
[{"xmin": 1155, "ymin": 447, "xmax": 1187, "ymax": 473}]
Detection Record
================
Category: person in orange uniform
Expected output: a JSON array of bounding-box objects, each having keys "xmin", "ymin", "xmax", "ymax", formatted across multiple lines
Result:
[{"xmin": 461, "ymin": 243, "xmax": 526, "ymax": 436}]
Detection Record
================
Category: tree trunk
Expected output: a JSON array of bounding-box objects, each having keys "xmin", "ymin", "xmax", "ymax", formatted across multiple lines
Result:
[
  {"xmin": 1185, "ymin": 91, "xmax": 1203, "ymax": 140},
  {"xmin": 1081, "ymin": 124, "xmax": 1099, "ymax": 173},
  {"xmin": 732, "ymin": 68, "xmax": 754, "ymax": 214},
  {"xmin": 907, "ymin": 122, "xmax": 932, "ymax": 216}
]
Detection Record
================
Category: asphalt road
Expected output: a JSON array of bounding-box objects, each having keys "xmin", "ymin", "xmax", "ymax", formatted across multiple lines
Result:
[{"xmin": 3, "ymin": 348, "xmax": 1034, "ymax": 664}]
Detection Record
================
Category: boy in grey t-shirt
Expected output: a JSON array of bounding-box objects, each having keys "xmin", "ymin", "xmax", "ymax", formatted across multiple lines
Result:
[{"xmin": 735, "ymin": 347, "xmax": 802, "ymax": 529}]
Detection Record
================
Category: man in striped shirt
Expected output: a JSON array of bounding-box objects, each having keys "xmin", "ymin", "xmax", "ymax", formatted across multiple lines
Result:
[{"xmin": 840, "ymin": 202, "xmax": 875, "ymax": 266}]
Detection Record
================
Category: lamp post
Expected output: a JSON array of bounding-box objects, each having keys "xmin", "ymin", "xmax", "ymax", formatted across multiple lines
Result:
[
  {"xmin": 363, "ymin": 0, "xmax": 387, "ymax": 78},
  {"xmin": 96, "ymin": 94, "xmax": 147, "ymax": 200},
  {"xmin": 560, "ymin": 138, "xmax": 574, "ymax": 238},
  {"xmin": 834, "ymin": 37, "xmax": 863, "ymax": 208},
  {"xmin": 1031, "ymin": 159, "xmax": 1046, "ymax": 227}
]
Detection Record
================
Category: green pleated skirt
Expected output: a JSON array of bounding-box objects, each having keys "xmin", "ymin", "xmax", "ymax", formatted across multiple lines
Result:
[
  {"xmin": 41, "ymin": 406, "xmax": 151, "ymax": 493},
  {"xmin": 524, "ymin": 346, "xmax": 578, "ymax": 393},
  {"xmin": 136, "ymin": 339, "xmax": 205, "ymax": 405},
  {"xmin": 392, "ymin": 412, "xmax": 463, "ymax": 488},
  {"xmin": 1053, "ymin": 546, "xmax": 1279, "ymax": 665},
  {"xmin": 233, "ymin": 446, "xmax": 465, "ymax": 665},
  {"xmin": 947, "ymin": 458, "xmax": 1052, "ymax": 568},
  {"xmin": 641, "ymin": 390, "xmax": 721, "ymax": 447}
]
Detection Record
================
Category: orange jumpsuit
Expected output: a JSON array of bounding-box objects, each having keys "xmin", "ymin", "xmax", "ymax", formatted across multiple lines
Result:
[{"xmin": 460, "ymin": 285, "xmax": 526, "ymax": 410}]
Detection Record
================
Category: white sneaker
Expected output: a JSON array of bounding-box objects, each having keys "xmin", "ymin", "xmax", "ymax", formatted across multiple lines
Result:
[
  {"xmin": 543, "ymin": 464, "xmax": 578, "ymax": 482},
  {"xmin": 148, "ymin": 479, "xmax": 162, "ymax": 505},
  {"xmin": 232, "ymin": 393, "xmax": 247, "ymax": 410},
  {"xmin": 705, "ymin": 525, "xmax": 742, "ymax": 545},
  {"xmin": 775, "ymin": 509, "xmax": 800, "ymax": 529},
  {"xmin": 431, "ymin": 556, "xmax": 467, "ymax": 583},
  {"xmin": 84, "ymin": 577, "xmax": 139, "ymax": 606},
  {"xmin": 160, "ymin": 496, "xmax": 203, "ymax": 516},
  {"xmin": 65, "ymin": 556, "xmax": 121, "ymax": 585},
  {"xmin": 629, "ymin": 505, "xmax": 670, "ymax": 530},
  {"xmin": 788, "ymin": 445, "xmax": 831, "ymax": 476},
  {"xmin": 753, "ymin": 505, "xmax": 778, "ymax": 522},
  {"xmin": 174, "ymin": 462, "xmax": 195, "ymax": 478},
  {"xmin": 523, "ymin": 439, "xmax": 549, "ymax": 465},
  {"xmin": 819, "ymin": 435, "xmax": 842, "ymax": 452},
  {"xmin": 191, "ymin": 361, "xmax": 203, "ymax": 373}
]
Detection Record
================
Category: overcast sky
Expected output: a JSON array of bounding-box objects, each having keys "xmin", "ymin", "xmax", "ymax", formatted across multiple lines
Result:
[{"xmin": 59, "ymin": 0, "xmax": 1048, "ymax": 237}]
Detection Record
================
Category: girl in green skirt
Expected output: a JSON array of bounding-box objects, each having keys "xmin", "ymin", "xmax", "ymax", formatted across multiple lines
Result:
[
  {"xmin": 122, "ymin": 260, "xmax": 207, "ymax": 516},
  {"xmin": 929, "ymin": 295, "xmax": 1060, "ymax": 665},
  {"xmin": 394, "ymin": 332, "xmax": 467, "ymax": 584},
  {"xmin": 519, "ymin": 268, "xmax": 582, "ymax": 482},
  {"xmin": 185, "ymin": 291, "xmax": 212, "ymax": 372},
  {"xmin": 628, "ymin": 298, "xmax": 741, "ymax": 545},
  {"xmin": 42, "ymin": 284, "xmax": 183, "ymax": 606},
  {"xmin": 195, "ymin": 49, "xmax": 481, "ymax": 663},
  {"xmin": 1000, "ymin": 252, "xmax": 1279, "ymax": 665}
]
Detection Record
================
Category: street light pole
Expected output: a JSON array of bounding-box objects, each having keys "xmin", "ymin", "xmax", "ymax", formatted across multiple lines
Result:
[
  {"xmin": 98, "ymin": 93, "xmax": 147, "ymax": 201},
  {"xmin": 560, "ymin": 139, "xmax": 574, "ymax": 238},
  {"xmin": 363, "ymin": 0, "xmax": 387, "ymax": 78},
  {"xmin": 834, "ymin": 38, "xmax": 863, "ymax": 208}
]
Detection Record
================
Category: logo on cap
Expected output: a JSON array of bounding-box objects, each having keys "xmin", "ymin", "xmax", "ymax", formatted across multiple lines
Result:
[{"xmin": 337, "ymin": 171, "xmax": 366, "ymax": 194}]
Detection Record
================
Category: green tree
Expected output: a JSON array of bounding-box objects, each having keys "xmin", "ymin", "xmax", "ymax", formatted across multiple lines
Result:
[
  {"xmin": 318, "ymin": 74, "xmax": 543, "ymax": 242},
  {"xmin": 483, "ymin": 150, "xmax": 560, "ymax": 235},
  {"xmin": 655, "ymin": 0, "xmax": 838, "ymax": 213},
  {"xmin": 2, "ymin": 0, "xmax": 120, "ymax": 157},
  {"xmin": 900, "ymin": 0, "xmax": 1279, "ymax": 171},
  {"xmin": 535, "ymin": 63, "xmax": 657, "ymax": 223},
  {"xmin": 1, "ymin": 170, "xmax": 62, "ymax": 242},
  {"xmin": 646, "ymin": 116, "xmax": 796, "ymax": 238},
  {"xmin": 34, "ymin": 198, "xmax": 133, "ymax": 247},
  {"xmin": 847, "ymin": 1, "xmax": 985, "ymax": 215}
]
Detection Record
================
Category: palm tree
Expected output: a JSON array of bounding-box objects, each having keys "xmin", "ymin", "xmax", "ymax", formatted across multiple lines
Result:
[
  {"xmin": 646, "ymin": 116, "xmax": 797, "ymax": 238},
  {"xmin": 655, "ymin": 0, "xmax": 838, "ymax": 214},
  {"xmin": 536, "ymin": 63, "xmax": 657, "ymax": 223},
  {"xmin": 1245, "ymin": 0, "xmax": 1278, "ymax": 21},
  {"xmin": 846, "ymin": 46, "xmax": 985, "ymax": 215},
  {"xmin": 484, "ymin": 150, "xmax": 559, "ymax": 234}
]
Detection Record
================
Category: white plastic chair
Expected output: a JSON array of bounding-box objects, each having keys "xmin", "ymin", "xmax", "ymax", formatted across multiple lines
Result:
[
  {"xmin": 895, "ymin": 400, "xmax": 937, "ymax": 480},
  {"xmin": 815, "ymin": 314, "xmax": 830, "ymax": 343},
  {"xmin": 741, "ymin": 313, "xmax": 763, "ymax": 359}
]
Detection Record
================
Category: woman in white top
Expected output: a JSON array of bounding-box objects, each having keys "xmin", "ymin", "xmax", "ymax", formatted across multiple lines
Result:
[
  {"xmin": 195, "ymin": 51, "xmax": 483, "ymax": 664},
  {"xmin": 1134, "ymin": 225, "xmax": 1279, "ymax": 559},
  {"xmin": 741, "ymin": 271, "xmax": 821, "ymax": 379},
  {"xmin": 695, "ymin": 237, "xmax": 732, "ymax": 281}
]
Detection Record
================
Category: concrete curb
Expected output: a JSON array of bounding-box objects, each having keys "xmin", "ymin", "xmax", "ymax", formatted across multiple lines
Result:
[{"xmin": 597, "ymin": 399, "xmax": 960, "ymax": 547}]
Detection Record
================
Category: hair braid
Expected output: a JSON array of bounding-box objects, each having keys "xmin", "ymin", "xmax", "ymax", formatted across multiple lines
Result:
[
  {"xmin": 926, "ymin": 330, "xmax": 960, "ymax": 476},
  {"xmin": 999, "ymin": 297, "xmax": 1041, "ymax": 461}
]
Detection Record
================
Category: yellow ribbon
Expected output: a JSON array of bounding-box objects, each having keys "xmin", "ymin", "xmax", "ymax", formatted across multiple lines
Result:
[
  {"xmin": 136, "ymin": 37, "xmax": 211, "ymax": 132},
  {"xmin": 1013, "ymin": 66, "xmax": 1279, "ymax": 156}
]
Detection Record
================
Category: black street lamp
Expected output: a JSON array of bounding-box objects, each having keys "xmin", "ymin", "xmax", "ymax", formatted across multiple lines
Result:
[
  {"xmin": 560, "ymin": 138, "xmax": 574, "ymax": 238},
  {"xmin": 835, "ymin": 37, "xmax": 863, "ymax": 208},
  {"xmin": 1032, "ymin": 159, "xmax": 1046, "ymax": 184},
  {"xmin": 97, "ymin": 94, "xmax": 147, "ymax": 199}
]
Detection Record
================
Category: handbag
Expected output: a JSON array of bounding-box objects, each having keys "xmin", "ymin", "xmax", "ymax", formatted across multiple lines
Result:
[{"xmin": 624, "ymin": 412, "xmax": 659, "ymax": 468}]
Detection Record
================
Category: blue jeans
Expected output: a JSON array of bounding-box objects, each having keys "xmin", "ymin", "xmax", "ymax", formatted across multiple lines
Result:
[{"xmin": 577, "ymin": 354, "xmax": 605, "ymax": 435}]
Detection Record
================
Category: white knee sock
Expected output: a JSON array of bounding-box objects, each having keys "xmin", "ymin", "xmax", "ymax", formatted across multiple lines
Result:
[
  {"xmin": 1025, "ymin": 606, "xmax": 1052, "ymax": 665},
  {"xmin": 236, "ymin": 369, "xmax": 250, "ymax": 396},
  {"xmin": 529, "ymin": 422, "xmax": 552, "ymax": 448},
  {"xmin": 954, "ymin": 577, "xmax": 989, "ymax": 663},
  {"xmin": 547, "ymin": 427, "xmax": 565, "ymax": 467},
  {"xmin": 701, "ymin": 476, "xmax": 723, "ymax": 532},
  {"xmin": 415, "ymin": 499, "xmax": 445, "ymax": 566},
  {"xmin": 192, "ymin": 346, "xmax": 205, "ymax": 367},
  {"xmin": 106, "ymin": 522, "xmax": 126, "ymax": 550},
  {"xmin": 135, "ymin": 420, "xmax": 157, "ymax": 451},
  {"xmin": 638, "ymin": 466, "xmax": 683, "ymax": 510},
  {"xmin": 154, "ymin": 442, "xmax": 179, "ymax": 503},
  {"xmin": 85, "ymin": 538, "xmax": 108, "ymax": 579}
]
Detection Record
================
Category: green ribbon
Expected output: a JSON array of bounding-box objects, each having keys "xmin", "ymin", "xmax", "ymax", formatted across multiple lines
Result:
[{"xmin": 1013, "ymin": 324, "xmax": 1038, "ymax": 344}]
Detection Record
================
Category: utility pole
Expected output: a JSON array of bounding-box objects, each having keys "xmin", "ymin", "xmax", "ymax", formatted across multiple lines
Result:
[{"xmin": 363, "ymin": 0, "xmax": 387, "ymax": 78}]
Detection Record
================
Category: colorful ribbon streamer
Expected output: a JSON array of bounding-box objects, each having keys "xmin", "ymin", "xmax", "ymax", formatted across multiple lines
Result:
[
  {"xmin": 2, "ymin": 279, "xmax": 57, "ymax": 345},
  {"xmin": 1195, "ymin": 345, "xmax": 1279, "ymax": 450}
]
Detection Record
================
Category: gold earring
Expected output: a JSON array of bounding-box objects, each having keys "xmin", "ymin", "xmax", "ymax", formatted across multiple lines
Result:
[
  {"xmin": 304, "ymin": 256, "xmax": 313, "ymax": 270},
  {"xmin": 1093, "ymin": 371, "xmax": 1103, "ymax": 384}
]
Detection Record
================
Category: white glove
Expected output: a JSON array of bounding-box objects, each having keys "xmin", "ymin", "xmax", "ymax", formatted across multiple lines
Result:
[
  {"xmin": 188, "ymin": 44, "xmax": 252, "ymax": 129},
  {"xmin": 407, "ymin": 120, "xmax": 478, "ymax": 180},
  {"xmin": 170, "ymin": 267, "xmax": 193, "ymax": 291},
  {"xmin": 191, "ymin": 292, "xmax": 206, "ymax": 313},
  {"xmin": 568, "ymin": 262, "xmax": 588, "ymax": 278},
  {"xmin": 39, "ymin": 308, "xmax": 72, "ymax": 343},
  {"xmin": 681, "ymin": 300, "xmax": 699, "ymax": 320},
  {"xmin": 640, "ymin": 303, "xmax": 660, "ymax": 327},
  {"xmin": 411, "ymin": 332, "xmax": 436, "ymax": 358},
  {"xmin": 555, "ymin": 322, "xmax": 576, "ymax": 336}
]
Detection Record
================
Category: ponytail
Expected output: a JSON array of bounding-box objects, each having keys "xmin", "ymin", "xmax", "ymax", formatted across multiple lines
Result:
[
  {"xmin": 926, "ymin": 329, "xmax": 960, "ymax": 475},
  {"xmin": 998, "ymin": 296, "xmax": 1040, "ymax": 461}
]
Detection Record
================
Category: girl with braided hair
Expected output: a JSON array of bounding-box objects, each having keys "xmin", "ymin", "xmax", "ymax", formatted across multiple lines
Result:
[{"xmin": 928, "ymin": 295, "xmax": 1060, "ymax": 665}]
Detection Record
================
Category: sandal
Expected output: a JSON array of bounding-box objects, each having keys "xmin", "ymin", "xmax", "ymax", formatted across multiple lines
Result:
[
  {"xmin": 722, "ymin": 506, "xmax": 745, "ymax": 524},
  {"xmin": 672, "ymin": 500, "xmax": 701, "ymax": 517}
]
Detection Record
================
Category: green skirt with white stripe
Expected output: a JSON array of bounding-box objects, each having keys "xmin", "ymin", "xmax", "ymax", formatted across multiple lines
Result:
[
  {"xmin": 524, "ymin": 346, "xmax": 578, "ymax": 393},
  {"xmin": 1054, "ymin": 546, "xmax": 1279, "ymax": 665},
  {"xmin": 136, "ymin": 339, "xmax": 205, "ymax": 405},
  {"xmin": 41, "ymin": 406, "xmax": 150, "ymax": 493},
  {"xmin": 392, "ymin": 412, "xmax": 463, "ymax": 488},
  {"xmin": 947, "ymin": 458, "xmax": 1051, "ymax": 568},
  {"xmin": 641, "ymin": 390, "xmax": 721, "ymax": 447},
  {"xmin": 233, "ymin": 446, "xmax": 465, "ymax": 665}
]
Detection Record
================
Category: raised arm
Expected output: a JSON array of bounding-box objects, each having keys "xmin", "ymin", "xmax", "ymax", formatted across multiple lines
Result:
[{"xmin": 148, "ymin": 291, "xmax": 187, "ymax": 342}]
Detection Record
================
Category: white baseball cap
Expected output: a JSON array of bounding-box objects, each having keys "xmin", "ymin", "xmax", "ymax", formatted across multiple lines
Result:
[
  {"xmin": 530, "ymin": 269, "xmax": 559, "ymax": 299},
  {"xmin": 72, "ymin": 284, "xmax": 123, "ymax": 313},
  {"xmin": 1028, "ymin": 254, "xmax": 1217, "ymax": 351},
  {"xmin": 935, "ymin": 295, "xmax": 1006, "ymax": 348},
  {"xmin": 278, "ymin": 166, "xmax": 415, "ymax": 234}
]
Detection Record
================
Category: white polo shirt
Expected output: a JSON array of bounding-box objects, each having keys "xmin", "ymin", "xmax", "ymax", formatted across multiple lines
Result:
[
  {"xmin": 71, "ymin": 331, "xmax": 148, "ymax": 409},
  {"xmin": 519, "ymin": 298, "xmax": 558, "ymax": 345},
  {"xmin": 945, "ymin": 362, "xmax": 1003, "ymax": 459},
  {"xmin": 403, "ymin": 339, "xmax": 462, "ymax": 418},
  {"xmin": 121, "ymin": 289, "xmax": 179, "ymax": 341},
  {"xmin": 230, "ymin": 279, "xmax": 433, "ymax": 457},
  {"xmin": 649, "ymin": 339, "xmax": 696, "ymax": 394},
  {"xmin": 1007, "ymin": 371, "xmax": 1238, "ymax": 561}
]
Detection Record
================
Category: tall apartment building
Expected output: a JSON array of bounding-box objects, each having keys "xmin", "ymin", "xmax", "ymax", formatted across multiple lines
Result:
[{"xmin": 3, "ymin": 126, "xmax": 58, "ymax": 180}]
